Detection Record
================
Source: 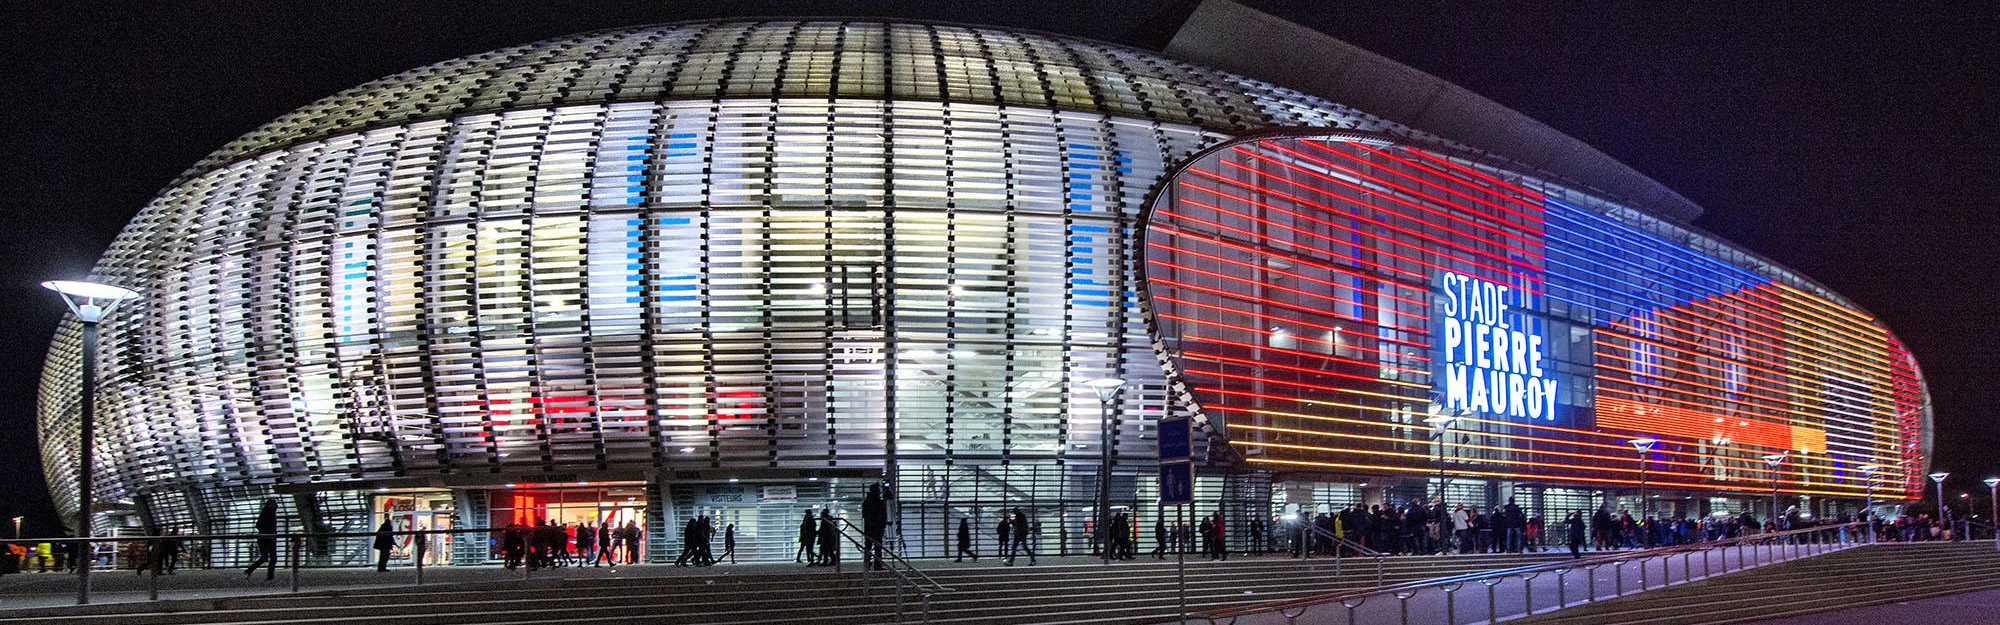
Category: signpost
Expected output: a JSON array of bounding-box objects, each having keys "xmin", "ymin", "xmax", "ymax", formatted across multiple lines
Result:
[{"xmin": 1158, "ymin": 417, "xmax": 1193, "ymax": 623}]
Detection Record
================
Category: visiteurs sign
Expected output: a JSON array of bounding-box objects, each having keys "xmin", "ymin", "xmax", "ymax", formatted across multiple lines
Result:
[{"xmin": 1436, "ymin": 272, "xmax": 1557, "ymax": 421}]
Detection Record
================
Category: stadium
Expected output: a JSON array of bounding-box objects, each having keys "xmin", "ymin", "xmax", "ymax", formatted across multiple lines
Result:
[{"xmin": 36, "ymin": 2, "xmax": 1930, "ymax": 564}]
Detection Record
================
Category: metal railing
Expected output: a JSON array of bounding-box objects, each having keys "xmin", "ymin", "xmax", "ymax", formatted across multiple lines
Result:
[
  {"xmin": 1202, "ymin": 520, "xmax": 1868, "ymax": 625},
  {"xmin": 1296, "ymin": 523, "xmax": 1387, "ymax": 587},
  {"xmin": 0, "ymin": 524, "xmax": 641, "ymax": 605},
  {"xmin": 831, "ymin": 517, "xmax": 952, "ymax": 624}
]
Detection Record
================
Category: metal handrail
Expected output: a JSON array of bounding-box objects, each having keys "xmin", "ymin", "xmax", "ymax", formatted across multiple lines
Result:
[
  {"xmin": 1298, "ymin": 523, "xmax": 1386, "ymax": 558},
  {"xmin": 1203, "ymin": 520, "xmax": 1867, "ymax": 623},
  {"xmin": 831, "ymin": 517, "xmax": 950, "ymax": 593},
  {"xmin": 3, "ymin": 524, "xmax": 638, "ymax": 603},
  {"xmin": 828, "ymin": 517, "xmax": 950, "ymax": 624}
]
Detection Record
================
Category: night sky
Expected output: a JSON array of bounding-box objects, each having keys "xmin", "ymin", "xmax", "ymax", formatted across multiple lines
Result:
[{"xmin": 2, "ymin": 1, "xmax": 1993, "ymax": 536}]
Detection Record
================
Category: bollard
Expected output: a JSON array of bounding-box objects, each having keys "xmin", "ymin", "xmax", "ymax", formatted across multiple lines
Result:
[
  {"xmin": 1555, "ymin": 569, "xmax": 1569, "ymax": 608},
  {"xmin": 1340, "ymin": 596, "xmax": 1368, "ymax": 625},
  {"xmin": 1439, "ymin": 582, "xmax": 1463, "ymax": 625},
  {"xmin": 1701, "ymin": 547, "xmax": 1711, "ymax": 578},
  {"xmin": 289, "ymin": 536, "xmax": 301, "ymax": 594},
  {"xmin": 1393, "ymin": 590, "xmax": 1419, "ymax": 625},
  {"xmin": 1681, "ymin": 550, "xmax": 1691, "ymax": 584},
  {"xmin": 1480, "ymin": 578, "xmax": 1504, "ymax": 624},
  {"xmin": 1583, "ymin": 564, "xmax": 1601, "ymax": 602},
  {"xmin": 1638, "ymin": 556, "xmax": 1648, "ymax": 590},
  {"xmin": 147, "ymin": 544, "xmax": 160, "ymax": 602},
  {"xmin": 416, "ymin": 536, "xmax": 426, "ymax": 586},
  {"xmin": 1280, "ymin": 606, "xmax": 1307, "ymax": 625},
  {"xmin": 1521, "ymin": 572, "xmax": 1539, "ymax": 615},
  {"xmin": 1613, "ymin": 560, "xmax": 1625, "ymax": 597}
]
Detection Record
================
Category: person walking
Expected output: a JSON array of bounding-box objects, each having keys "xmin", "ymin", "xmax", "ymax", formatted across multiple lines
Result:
[
  {"xmin": 1010, "ymin": 507, "xmax": 1034, "ymax": 565},
  {"xmin": 696, "ymin": 515, "xmax": 715, "ymax": 566},
  {"xmin": 593, "ymin": 522, "xmax": 613, "ymax": 566},
  {"xmin": 955, "ymin": 518, "xmax": 976, "ymax": 562},
  {"xmin": 798, "ymin": 511, "xmax": 817, "ymax": 564},
  {"xmin": 817, "ymin": 510, "xmax": 840, "ymax": 567},
  {"xmin": 1565, "ymin": 511, "xmax": 1587, "ymax": 558},
  {"xmin": 722, "ymin": 523, "xmax": 737, "ymax": 564},
  {"xmin": 243, "ymin": 499, "xmax": 280, "ymax": 580},
  {"xmin": 862, "ymin": 483, "xmax": 888, "ymax": 570},
  {"xmin": 1210, "ymin": 512, "xmax": 1228, "ymax": 561},
  {"xmin": 373, "ymin": 515, "xmax": 396, "ymax": 572},
  {"xmin": 1152, "ymin": 516, "xmax": 1168, "ymax": 559},
  {"xmin": 622, "ymin": 521, "xmax": 642, "ymax": 563},
  {"xmin": 997, "ymin": 514, "xmax": 1014, "ymax": 564},
  {"xmin": 676, "ymin": 517, "xmax": 699, "ymax": 566},
  {"xmin": 159, "ymin": 529, "xmax": 182, "ymax": 574}
]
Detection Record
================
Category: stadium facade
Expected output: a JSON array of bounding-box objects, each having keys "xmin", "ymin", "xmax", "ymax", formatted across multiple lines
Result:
[{"xmin": 38, "ymin": 3, "xmax": 1930, "ymax": 564}]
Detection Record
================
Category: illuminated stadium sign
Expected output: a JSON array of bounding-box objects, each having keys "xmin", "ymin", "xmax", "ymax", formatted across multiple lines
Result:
[{"xmin": 1436, "ymin": 272, "xmax": 1557, "ymax": 421}]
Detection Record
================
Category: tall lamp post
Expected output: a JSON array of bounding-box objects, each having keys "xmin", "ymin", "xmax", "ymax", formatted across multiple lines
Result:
[
  {"xmin": 42, "ymin": 279, "xmax": 140, "ymax": 606},
  {"xmin": 1929, "ymin": 472, "xmax": 1950, "ymax": 524},
  {"xmin": 1984, "ymin": 477, "xmax": 1999, "ymax": 548},
  {"xmin": 1762, "ymin": 452, "xmax": 1789, "ymax": 526},
  {"xmin": 1628, "ymin": 438, "xmax": 1658, "ymax": 517},
  {"xmin": 1423, "ymin": 407, "xmax": 1460, "ymax": 502},
  {"xmin": 1084, "ymin": 377, "xmax": 1127, "ymax": 565},
  {"xmin": 1857, "ymin": 464, "xmax": 1881, "ymax": 542}
]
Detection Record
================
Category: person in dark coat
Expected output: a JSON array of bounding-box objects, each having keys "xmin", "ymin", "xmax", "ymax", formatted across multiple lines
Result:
[
  {"xmin": 243, "ymin": 499, "xmax": 280, "ymax": 580},
  {"xmin": 1010, "ymin": 507, "xmax": 1034, "ymax": 565},
  {"xmin": 1152, "ymin": 516, "xmax": 1168, "ymax": 559},
  {"xmin": 696, "ymin": 515, "xmax": 715, "ymax": 566},
  {"xmin": 955, "ymin": 518, "xmax": 976, "ymax": 562},
  {"xmin": 1565, "ymin": 511, "xmax": 1587, "ymax": 558},
  {"xmin": 594, "ymin": 522, "xmax": 613, "ymax": 566},
  {"xmin": 817, "ymin": 510, "xmax": 839, "ymax": 567},
  {"xmin": 798, "ymin": 511, "xmax": 817, "ymax": 564},
  {"xmin": 373, "ymin": 515, "xmax": 396, "ymax": 571},
  {"xmin": 676, "ymin": 517, "xmax": 699, "ymax": 566},
  {"xmin": 862, "ymin": 483, "xmax": 888, "ymax": 570},
  {"xmin": 997, "ymin": 515, "xmax": 1013, "ymax": 563},
  {"xmin": 722, "ymin": 523, "xmax": 737, "ymax": 564}
]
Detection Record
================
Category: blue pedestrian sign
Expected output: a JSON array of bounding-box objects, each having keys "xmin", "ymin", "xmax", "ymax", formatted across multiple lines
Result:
[
  {"xmin": 1158, "ymin": 417, "xmax": 1191, "ymax": 461},
  {"xmin": 1159, "ymin": 462, "xmax": 1194, "ymax": 505}
]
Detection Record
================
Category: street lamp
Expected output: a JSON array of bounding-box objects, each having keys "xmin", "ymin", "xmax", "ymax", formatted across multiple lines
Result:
[
  {"xmin": 1857, "ymin": 464, "xmax": 1881, "ymax": 542},
  {"xmin": 42, "ymin": 279, "xmax": 139, "ymax": 606},
  {"xmin": 1984, "ymin": 478, "xmax": 1998, "ymax": 548},
  {"xmin": 1084, "ymin": 377, "xmax": 1127, "ymax": 565},
  {"xmin": 1423, "ymin": 406, "xmax": 1460, "ymax": 503},
  {"xmin": 1628, "ymin": 438, "xmax": 1658, "ymax": 517},
  {"xmin": 1762, "ymin": 452, "xmax": 1790, "ymax": 527},
  {"xmin": 10, "ymin": 516, "xmax": 20, "ymax": 539},
  {"xmin": 1929, "ymin": 472, "xmax": 1950, "ymax": 525}
]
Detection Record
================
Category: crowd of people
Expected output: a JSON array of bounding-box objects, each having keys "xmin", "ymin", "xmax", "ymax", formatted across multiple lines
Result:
[
  {"xmin": 1290, "ymin": 498, "xmax": 1893, "ymax": 560},
  {"xmin": 4, "ymin": 494, "xmax": 1987, "ymax": 578},
  {"xmin": 497, "ymin": 518, "xmax": 643, "ymax": 569}
]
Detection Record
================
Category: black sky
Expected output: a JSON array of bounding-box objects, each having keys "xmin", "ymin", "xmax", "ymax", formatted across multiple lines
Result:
[{"xmin": 1, "ymin": 1, "xmax": 1994, "ymax": 534}]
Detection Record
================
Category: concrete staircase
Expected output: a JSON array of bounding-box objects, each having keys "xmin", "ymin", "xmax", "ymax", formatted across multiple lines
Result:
[
  {"xmin": 1511, "ymin": 542, "xmax": 2000, "ymax": 625},
  {"xmin": 0, "ymin": 552, "xmax": 1573, "ymax": 625}
]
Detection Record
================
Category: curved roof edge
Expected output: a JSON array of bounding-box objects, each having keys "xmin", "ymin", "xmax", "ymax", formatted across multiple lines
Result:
[{"xmin": 1164, "ymin": 0, "xmax": 1705, "ymax": 223}]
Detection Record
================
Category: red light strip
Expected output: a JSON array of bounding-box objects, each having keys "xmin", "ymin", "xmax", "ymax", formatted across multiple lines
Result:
[
  {"xmin": 1176, "ymin": 332, "xmax": 1431, "ymax": 375},
  {"xmin": 1341, "ymin": 141, "xmax": 1546, "ymax": 215},
  {"xmin": 1149, "ymin": 217, "xmax": 1430, "ymax": 286},
  {"xmin": 1404, "ymin": 146, "xmax": 1547, "ymax": 204},
  {"xmin": 1146, "ymin": 239, "xmax": 1430, "ymax": 311},
  {"xmin": 1150, "ymin": 294, "xmax": 1431, "ymax": 350},
  {"xmin": 1157, "ymin": 313, "xmax": 1430, "ymax": 364},
  {"xmin": 1177, "ymin": 175, "xmax": 1545, "ymax": 286},
  {"xmin": 1213, "ymin": 159, "xmax": 1546, "ymax": 270},
  {"xmin": 1253, "ymin": 142, "xmax": 1546, "ymax": 241}
]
